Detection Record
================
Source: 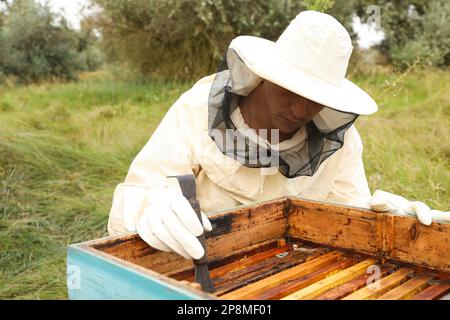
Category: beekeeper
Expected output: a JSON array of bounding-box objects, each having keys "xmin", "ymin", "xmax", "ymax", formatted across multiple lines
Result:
[{"xmin": 108, "ymin": 11, "xmax": 449, "ymax": 260}]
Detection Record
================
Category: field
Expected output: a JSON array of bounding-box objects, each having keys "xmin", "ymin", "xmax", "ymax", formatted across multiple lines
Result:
[{"xmin": 0, "ymin": 67, "xmax": 449, "ymax": 299}]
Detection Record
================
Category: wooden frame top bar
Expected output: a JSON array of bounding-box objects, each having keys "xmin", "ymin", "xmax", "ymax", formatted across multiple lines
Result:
[{"xmin": 287, "ymin": 197, "xmax": 450, "ymax": 273}]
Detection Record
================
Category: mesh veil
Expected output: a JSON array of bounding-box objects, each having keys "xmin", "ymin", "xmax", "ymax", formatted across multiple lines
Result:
[{"xmin": 207, "ymin": 47, "xmax": 359, "ymax": 178}]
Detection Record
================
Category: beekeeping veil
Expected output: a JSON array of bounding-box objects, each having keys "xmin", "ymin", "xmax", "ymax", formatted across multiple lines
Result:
[{"xmin": 208, "ymin": 11, "xmax": 378, "ymax": 178}]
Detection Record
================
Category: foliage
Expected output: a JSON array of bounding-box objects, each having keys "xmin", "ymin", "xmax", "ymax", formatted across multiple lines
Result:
[
  {"xmin": 304, "ymin": 0, "xmax": 335, "ymax": 12},
  {"xmin": 354, "ymin": 0, "xmax": 450, "ymax": 69},
  {"xmin": 91, "ymin": 0, "xmax": 354, "ymax": 80},
  {"xmin": 0, "ymin": 0, "xmax": 103, "ymax": 83}
]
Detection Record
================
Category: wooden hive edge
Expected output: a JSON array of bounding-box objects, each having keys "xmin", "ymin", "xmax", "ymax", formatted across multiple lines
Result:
[
  {"xmin": 286, "ymin": 196, "xmax": 450, "ymax": 273},
  {"xmin": 67, "ymin": 196, "xmax": 449, "ymax": 300}
]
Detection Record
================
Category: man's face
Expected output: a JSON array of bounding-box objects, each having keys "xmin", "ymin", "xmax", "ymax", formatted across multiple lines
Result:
[{"xmin": 262, "ymin": 81, "xmax": 325, "ymax": 134}]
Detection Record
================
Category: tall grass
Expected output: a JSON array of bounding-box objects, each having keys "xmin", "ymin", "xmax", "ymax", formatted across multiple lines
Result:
[
  {"xmin": 0, "ymin": 67, "xmax": 449, "ymax": 299},
  {"xmin": 351, "ymin": 68, "xmax": 450, "ymax": 210},
  {"xmin": 0, "ymin": 69, "xmax": 191, "ymax": 299}
]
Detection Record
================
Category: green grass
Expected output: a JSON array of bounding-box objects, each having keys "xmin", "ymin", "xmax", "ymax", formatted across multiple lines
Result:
[
  {"xmin": 0, "ymin": 67, "xmax": 449, "ymax": 299},
  {"xmin": 350, "ymin": 68, "xmax": 450, "ymax": 209},
  {"xmin": 0, "ymin": 69, "xmax": 192, "ymax": 299}
]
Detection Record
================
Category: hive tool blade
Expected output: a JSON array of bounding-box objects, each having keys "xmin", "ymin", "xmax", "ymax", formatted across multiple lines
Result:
[{"xmin": 168, "ymin": 174, "xmax": 214, "ymax": 293}]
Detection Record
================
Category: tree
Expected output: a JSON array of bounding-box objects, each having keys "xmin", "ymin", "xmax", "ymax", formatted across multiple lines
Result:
[
  {"xmin": 354, "ymin": 0, "xmax": 450, "ymax": 69},
  {"xmin": 91, "ymin": 0, "xmax": 354, "ymax": 80},
  {"xmin": 0, "ymin": 0, "xmax": 103, "ymax": 83}
]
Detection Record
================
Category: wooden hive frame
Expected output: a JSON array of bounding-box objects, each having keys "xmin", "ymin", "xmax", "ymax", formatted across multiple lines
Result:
[{"xmin": 67, "ymin": 197, "xmax": 450, "ymax": 300}]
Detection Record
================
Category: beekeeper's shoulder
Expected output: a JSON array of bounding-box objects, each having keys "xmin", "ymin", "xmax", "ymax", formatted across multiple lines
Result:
[
  {"xmin": 342, "ymin": 124, "xmax": 364, "ymax": 154},
  {"xmin": 171, "ymin": 73, "xmax": 215, "ymax": 128},
  {"xmin": 176, "ymin": 73, "xmax": 215, "ymax": 107}
]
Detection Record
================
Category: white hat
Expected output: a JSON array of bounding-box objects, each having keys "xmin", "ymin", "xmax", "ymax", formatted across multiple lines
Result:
[{"xmin": 227, "ymin": 10, "xmax": 378, "ymax": 115}]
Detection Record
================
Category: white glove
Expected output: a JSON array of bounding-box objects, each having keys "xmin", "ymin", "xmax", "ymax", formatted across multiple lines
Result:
[
  {"xmin": 137, "ymin": 188, "xmax": 212, "ymax": 260},
  {"xmin": 109, "ymin": 183, "xmax": 153, "ymax": 233},
  {"xmin": 369, "ymin": 190, "xmax": 450, "ymax": 226}
]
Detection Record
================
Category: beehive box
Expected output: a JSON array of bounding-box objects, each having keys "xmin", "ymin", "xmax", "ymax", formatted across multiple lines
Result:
[{"xmin": 67, "ymin": 197, "xmax": 450, "ymax": 300}]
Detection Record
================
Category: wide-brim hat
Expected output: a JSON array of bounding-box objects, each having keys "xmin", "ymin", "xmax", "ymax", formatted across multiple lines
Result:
[{"xmin": 227, "ymin": 10, "xmax": 378, "ymax": 115}]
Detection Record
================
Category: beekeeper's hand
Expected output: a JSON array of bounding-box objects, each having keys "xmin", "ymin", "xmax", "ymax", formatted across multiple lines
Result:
[
  {"xmin": 137, "ymin": 188, "xmax": 212, "ymax": 260},
  {"xmin": 369, "ymin": 190, "xmax": 450, "ymax": 226}
]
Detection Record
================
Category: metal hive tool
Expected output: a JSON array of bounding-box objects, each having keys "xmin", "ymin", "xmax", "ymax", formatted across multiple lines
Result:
[{"xmin": 169, "ymin": 174, "xmax": 215, "ymax": 293}]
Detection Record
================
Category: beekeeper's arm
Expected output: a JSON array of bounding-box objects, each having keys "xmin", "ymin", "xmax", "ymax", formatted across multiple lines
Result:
[
  {"xmin": 108, "ymin": 94, "xmax": 211, "ymax": 260},
  {"xmin": 324, "ymin": 126, "xmax": 372, "ymax": 209}
]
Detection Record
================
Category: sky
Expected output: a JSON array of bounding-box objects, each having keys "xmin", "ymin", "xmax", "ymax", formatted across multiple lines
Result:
[
  {"xmin": 26, "ymin": 0, "xmax": 385, "ymax": 49},
  {"xmin": 37, "ymin": 0, "xmax": 92, "ymax": 29}
]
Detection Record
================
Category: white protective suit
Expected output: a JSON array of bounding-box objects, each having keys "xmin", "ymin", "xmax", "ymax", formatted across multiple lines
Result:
[
  {"xmin": 108, "ymin": 75, "xmax": 371, "ymax": 235},
  {"xmin": 108, "ymin": 74, "xmax": 372, "ymax": 236}
]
